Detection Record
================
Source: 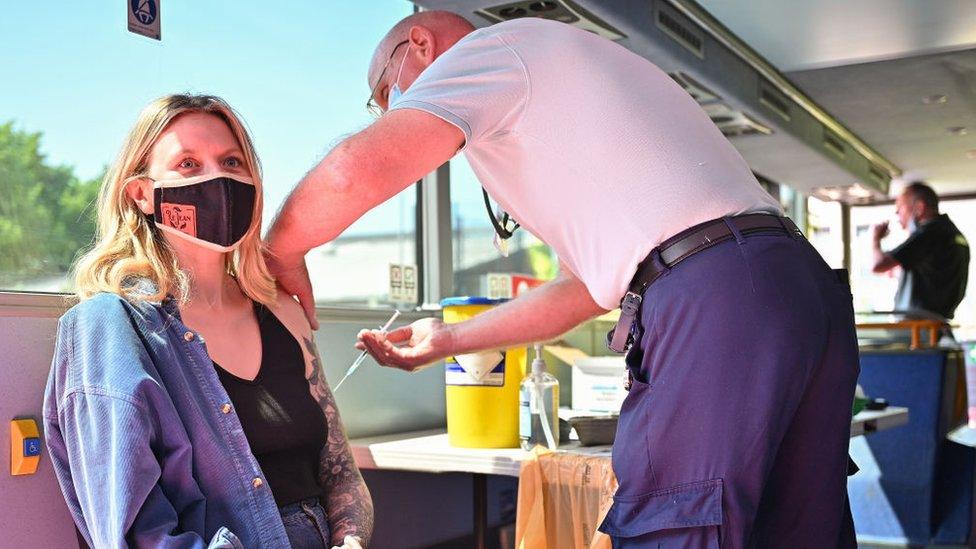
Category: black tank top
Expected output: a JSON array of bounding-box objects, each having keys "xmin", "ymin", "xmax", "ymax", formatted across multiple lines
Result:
[{"xmin": 214, "ymin": 303, "xmax": 329, "ymax": 506}]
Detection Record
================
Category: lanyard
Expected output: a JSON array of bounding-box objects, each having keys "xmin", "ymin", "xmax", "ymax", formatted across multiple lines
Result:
[{"xmin": 482, "ymin": 187, "xmax": 519, "ymax": 240}]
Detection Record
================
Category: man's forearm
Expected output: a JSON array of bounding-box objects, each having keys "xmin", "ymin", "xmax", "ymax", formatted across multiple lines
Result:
[
  {"xmin": 448, "ymin": 273, "xmax": 608, "ymax": 355},
  {"xmin": 267, "ymin": 145, "xmax": 365, "ymax": 261},
  {"xmin": 267, "ymin": 110, "xmax": 465, "ymax": 259},
  {"xmin": 872, "ymin": 239, "xmax": 897, "ymax": 273}
]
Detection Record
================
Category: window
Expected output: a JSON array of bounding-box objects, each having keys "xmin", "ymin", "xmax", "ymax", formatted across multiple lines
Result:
[
  {"xmin": 806, "ymin": 196, "xmax": 845, "ymax": 269},
  {"xmin": 849, "ymin": 203, "xmax": 908, "ymax": 313},
  {"xmin": 0, "ymin": 1, "xmax": 416, "ymax": 307},
  {"xmin": 756, "ymin": 175, "xmax": 804, "ymax": 230},
  {"xmin": 450, "ymin": 158, "xmax": 558, "ymax": 298},
  {"xmin": 777, "ymin": 184, "xmax": 802, "ymax": 226}
]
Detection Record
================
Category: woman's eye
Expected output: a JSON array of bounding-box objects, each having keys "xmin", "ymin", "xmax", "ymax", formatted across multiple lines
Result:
[
  {"xmin": 178, "ymin": 158, "xmax": 197, "ymax": 169},
  {"xmin": 224, "ymin": 157, "xmax": 242, "ymax": 168}
]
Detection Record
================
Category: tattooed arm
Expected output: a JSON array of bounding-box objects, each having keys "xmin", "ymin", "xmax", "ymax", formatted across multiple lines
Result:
[{"xmin": 304, "ymin": 337, "xmax": 374, "ymax": 546}]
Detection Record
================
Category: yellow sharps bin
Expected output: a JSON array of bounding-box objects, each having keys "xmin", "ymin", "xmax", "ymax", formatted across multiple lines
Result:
[{"xmin": 441, "ymin": 297, "xmax": 527, "ymax": 448}]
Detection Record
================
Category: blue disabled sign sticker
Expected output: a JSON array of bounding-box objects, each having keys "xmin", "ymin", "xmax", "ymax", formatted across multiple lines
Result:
[
  {"xmin": 128, "ymin": 0, "xmax": 161, "ymax": 41},
  {"xmin": 24, "ymin": 437, "xmax": 41, "ymax": 457}
]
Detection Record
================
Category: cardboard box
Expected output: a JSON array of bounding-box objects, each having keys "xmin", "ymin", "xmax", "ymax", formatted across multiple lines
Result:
[{"xmin": 572, "ymin": 357, "xmax": 627, "ymax": 413}]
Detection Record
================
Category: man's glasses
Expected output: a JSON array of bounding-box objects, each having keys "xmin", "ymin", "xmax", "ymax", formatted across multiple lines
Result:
[{"xmin": 366, "ymin": 40, "xmax": 409, "ymax": 118}]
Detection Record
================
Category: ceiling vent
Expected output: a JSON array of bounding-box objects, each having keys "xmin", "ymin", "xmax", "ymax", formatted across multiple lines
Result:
[
  {"xmin": 476, "ymin": 0, "xmax": 625, "ymax": 40},
  {"xmin": 703, "ymin": 103, "xmax": 773, "ymax": 137},
  {"xmin": 670, "ymin": 72, "xmax": 771, "ymax": 138},
  {"xmin": 867, "ymin": 164, "xmax": 891, "ymax": 188},
  {"xmin": 669, "ymin": 71, "xmax": 721, "ymax": 104},
  {"xmin": 655, "ymin": 3, "xmax": 704, "ymax": 58},
  {"xmin": 758, "ymin": 80, "xmax": 792, "ymax": 122},
  {"xmin": 822, "ymin": 128, "xmax": 847, "ymax": 160}
]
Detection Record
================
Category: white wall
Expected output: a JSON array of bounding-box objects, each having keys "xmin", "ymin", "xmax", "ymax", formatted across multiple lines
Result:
[{"xmin": 0, "ymin": 298, "xmax": 80, "ymax": 548}]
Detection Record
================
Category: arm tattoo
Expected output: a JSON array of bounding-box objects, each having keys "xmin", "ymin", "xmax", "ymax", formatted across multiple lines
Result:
[{"xmin": 304, "ymin": 337, "xmax": 375, "ymax": 546}]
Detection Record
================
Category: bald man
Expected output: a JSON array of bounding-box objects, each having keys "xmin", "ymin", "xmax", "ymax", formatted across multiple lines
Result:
[
  {"xmin": 872, "ymin": 182, "xmax": 969, "ymax": 320},
  {"xmin": 267, "ymin": 11, "xmax": 859, "ymax": 548}
]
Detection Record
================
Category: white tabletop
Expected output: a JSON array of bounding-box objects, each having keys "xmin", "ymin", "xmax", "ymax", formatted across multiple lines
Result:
[
  {"xmin": 351, "ymin": 406, "xmax": 909, "ymax": 478},
  {"xmin": 350, "ymin": 430, "xmax": 611, "ymax": 478},
  {"xmin": 849, "ymin": 406, "xmax": 909, "ymax": 437}
]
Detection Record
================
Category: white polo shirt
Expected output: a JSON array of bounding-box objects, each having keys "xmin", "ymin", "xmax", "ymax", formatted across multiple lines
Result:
[{"xmin": 390, "ymin": 18, "xmax": 782, "ymax": 310}]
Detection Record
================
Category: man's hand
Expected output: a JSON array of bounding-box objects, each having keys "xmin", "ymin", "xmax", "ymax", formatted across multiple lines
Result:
[
  {"xmin": 355, "ymin": 269, "xmax": 605, "ymax": 372},
  {"xmin": 356, "ymin": 268, "xmax": 605, "ymax": 373},
  {"xmin": 873, "ymin": 221, "xmax": 890, "ymax": 243},
  {"xmin": 264, "ymin": 248, "xmax": 319, "ymax": 330},
  {"xmin": 356, "ymin": 317, "xmax": 455, "ymax": 371},
  {"xmin": 871, "ymin": 220, "xmax": 902, "ymax": 273}
]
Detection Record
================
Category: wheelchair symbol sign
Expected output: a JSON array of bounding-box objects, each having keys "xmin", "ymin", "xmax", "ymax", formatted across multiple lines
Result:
[
  {"xmin": 131, "ymin": 0, "xmax": 156, "ymax": 24},
  {"xmin": 24, "ymin": 437, "xmax": 41, "ymax": 457},
  {"xmin": 127, "ymin": 0, "xmax": 161, "ymax": 41}
]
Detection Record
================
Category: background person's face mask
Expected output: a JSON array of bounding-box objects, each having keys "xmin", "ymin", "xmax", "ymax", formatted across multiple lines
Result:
[
  {"xmin": 150, "ymin": 172, "xmax": 256, "ymax": 252},
  {"xmin": 907, "ymin": 214, "xmax": 919, "ymax": 233}
]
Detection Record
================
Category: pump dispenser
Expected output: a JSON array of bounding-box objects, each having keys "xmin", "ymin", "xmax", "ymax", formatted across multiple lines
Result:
[{"xmin": 520, "ymin": 343, "xmax": 560, "ymax": 450}]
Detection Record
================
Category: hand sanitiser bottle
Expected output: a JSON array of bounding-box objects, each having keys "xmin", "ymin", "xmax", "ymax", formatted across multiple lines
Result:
[{"xmin": 520, "ymin": 343, "xmax": 560, "ymax": 451}]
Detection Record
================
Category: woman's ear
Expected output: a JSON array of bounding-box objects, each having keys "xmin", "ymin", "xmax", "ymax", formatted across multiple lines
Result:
[{"xmin": 124, "ymin": 177, "xmax": 155, "ymax": 215}]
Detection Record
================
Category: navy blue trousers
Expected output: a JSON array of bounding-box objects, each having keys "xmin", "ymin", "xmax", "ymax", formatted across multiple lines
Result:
[{"xmin": 599, "ymin": 228, "xmax": 859, "ymax": 548}]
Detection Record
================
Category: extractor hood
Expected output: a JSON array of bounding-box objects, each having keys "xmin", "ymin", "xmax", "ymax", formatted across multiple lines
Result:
[{"xmin": 411, "ymin": 0, "xmax": 902, "ymax": 200}]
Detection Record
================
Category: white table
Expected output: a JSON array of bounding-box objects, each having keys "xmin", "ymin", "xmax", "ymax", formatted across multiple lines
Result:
[
  {"xmin": 850, "ymin": 406, "xmax": 909, "ymax": 437},
  {"xmin": 351, "ymin": 430, "xmax": 611, "ymax": 478},
  {"xmin": 350, "ymin": 406, "xmax": 909, "ymax": 547},
  {"xmin": 351, "ymin": 407, "xmax": 909, "ymax": 477},
  {"xmin": 349, "ymin": 431, "xmax": 612, "ymax": 548}
]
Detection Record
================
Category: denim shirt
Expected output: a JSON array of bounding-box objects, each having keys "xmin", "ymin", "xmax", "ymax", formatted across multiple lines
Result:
[{"xmin": 42, "ymin": 286, "xmax": 318, "ymax": 548}]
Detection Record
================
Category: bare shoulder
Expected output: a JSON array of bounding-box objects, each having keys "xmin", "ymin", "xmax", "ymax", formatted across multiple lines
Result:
[{"xmin": 272, "ymin": 287, "xmax": 313, "ymax": 336}]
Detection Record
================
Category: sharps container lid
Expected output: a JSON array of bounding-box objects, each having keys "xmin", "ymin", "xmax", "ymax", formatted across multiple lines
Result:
[{"xmin": 440, "ymin": 296, "xmax": 508, "ymax": 307}]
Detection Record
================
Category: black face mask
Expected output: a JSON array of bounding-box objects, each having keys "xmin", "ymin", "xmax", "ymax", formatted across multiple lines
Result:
[{"xmin": 151, "ymin": 173, "xmax": 256, "ymax": 251}]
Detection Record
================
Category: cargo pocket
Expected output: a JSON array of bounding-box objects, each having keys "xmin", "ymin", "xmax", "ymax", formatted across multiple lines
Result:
[{"xmin": 599, "ymin": 478, "xmax": 723, "ymax": 548}]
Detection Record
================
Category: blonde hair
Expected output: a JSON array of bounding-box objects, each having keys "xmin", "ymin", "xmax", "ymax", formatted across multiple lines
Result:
[{"xmin": 73, "ymin": 94, "xmax": 277, "ymax": 307}]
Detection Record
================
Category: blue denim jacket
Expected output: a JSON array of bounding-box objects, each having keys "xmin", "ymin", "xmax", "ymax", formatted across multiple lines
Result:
[{"xmin": 43, "ymin": 289, "xmax": 300, "ymax": 548}]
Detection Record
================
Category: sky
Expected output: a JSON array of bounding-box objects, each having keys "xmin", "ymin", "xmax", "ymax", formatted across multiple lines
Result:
[{"xmin": 0, "ymin": 0, "xmax": 489, "ymax": 236}]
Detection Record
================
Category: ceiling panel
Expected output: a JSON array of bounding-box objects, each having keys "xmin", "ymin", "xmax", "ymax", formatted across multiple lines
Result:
[
  {"xmin": 789, "ymin": 49, "xmax": 976, "ymax": 193},
  {"xmin": 414, "ymin": 0, "xmax": 975, "ymax": 194},
  {"xmin": 696, "ymin": 0, "xmax": 976, "ymax": 71}
]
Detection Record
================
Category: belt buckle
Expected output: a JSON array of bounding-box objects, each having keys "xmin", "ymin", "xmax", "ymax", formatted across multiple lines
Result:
[
  {"xmin": 620, "ymin": 291, "xmax": 641, "ymax": 317},
  {"xmin": 607, "ymin": 291, "xmax": 642, "ymax": 353}
]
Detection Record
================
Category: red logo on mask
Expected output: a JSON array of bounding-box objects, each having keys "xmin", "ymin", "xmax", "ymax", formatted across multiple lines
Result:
[{"xmin": 160, "ymin": 203, "xmax": 197, "ymax": 237}]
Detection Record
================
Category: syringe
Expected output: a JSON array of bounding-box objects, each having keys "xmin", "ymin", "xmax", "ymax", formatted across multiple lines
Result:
[{"xmin": 334, "ymin": 309, "xmax": 401, "ymax": 392}]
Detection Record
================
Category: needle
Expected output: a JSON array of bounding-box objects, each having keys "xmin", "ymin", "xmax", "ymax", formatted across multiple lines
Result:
[{"xmin": 334, "ymin": 310, "xmax": 401, "ymax": 392}]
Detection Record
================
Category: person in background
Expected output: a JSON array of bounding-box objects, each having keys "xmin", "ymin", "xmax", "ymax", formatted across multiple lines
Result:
[
  {"xmin": 43, "ymin": 94, "xmax": 372, "ymax": 549},
  {"xmin": 267, "ymin": 11, "xmax": 860, "ymax": 548},
  {"xmin": 872, "ymin": 181, "xmax": 970, "ymax": 320}
]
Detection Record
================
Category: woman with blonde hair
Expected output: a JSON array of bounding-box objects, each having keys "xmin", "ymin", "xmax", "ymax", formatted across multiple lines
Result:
[{"xmin": 42, "ymin": 94, "xmax": 372, "ymax": 548}]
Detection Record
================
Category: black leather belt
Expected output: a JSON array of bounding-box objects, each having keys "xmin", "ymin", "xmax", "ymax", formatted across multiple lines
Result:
[{"xmin": 607, "ymin": 213, "xmax": 803, "ymax": 353}]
